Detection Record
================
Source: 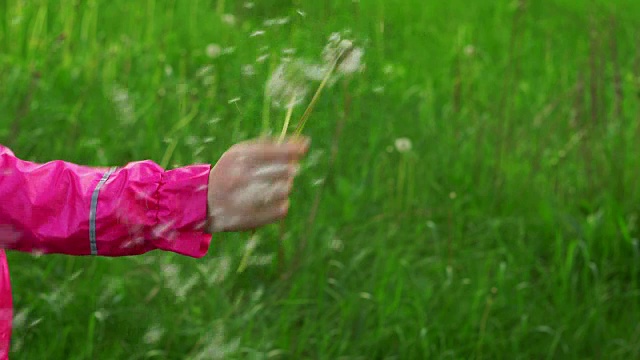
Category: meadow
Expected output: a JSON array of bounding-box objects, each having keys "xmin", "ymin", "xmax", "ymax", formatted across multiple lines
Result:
[{"xmin": 1, "ymin": 0, "xmax": 640, "ymax": 358}]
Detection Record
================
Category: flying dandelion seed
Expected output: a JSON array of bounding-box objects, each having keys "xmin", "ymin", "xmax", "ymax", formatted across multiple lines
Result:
[
  {"xmin": 196, "ymin": 65, "xmax": 213, "ymax": 78},
  {"xmin": 228, "ymin": 97, "xmax": 241, "ymax": 104},
  {"xmin": 192, "ymin": 322, "xmax": 240, "ymax": 360},
  {"xmin": 12, "ymin": 309, "xmax": 28, "ymax": 329},
  {"xmin": 241, "ymin": 64, "xmax": 256, "ymax": 77},
  {"xmin": 256, "ymin": 54, "xmax": 270, "ymax": 63},
  {"xmin": 297, "ymin": 9, "xmax": 306, "ymax": 17},
  {"xmin": 243, "ymin": 2, "xmax": 255, "ymax": 9},
  {"xmin": 111, "ymin": 85, "xmax": 135, "ymax": 125},
  {"xmin": 248, "ymin": 254, "xmax": 274, "ymax": 266},
  {"xmin": 222, "ymin": 46, "xmax": 236, "ymax": 55},
  {"xmin": 210, "ymin": 255, "xmax": 231, "ymax": 285},
  {"xmin": 152, "ymin": 220, "xmax": 175, "ymax": 239},
  {"xmin": 250, "ymin": 30, "xmax": 265, "ymax": 37},
  {"xmin": 144, "ymin": 325, "xmax": 165, "ymax": 345},
  {"xmin": 264, "ymin": 17, "xmax": 290, "ymax": 27}
]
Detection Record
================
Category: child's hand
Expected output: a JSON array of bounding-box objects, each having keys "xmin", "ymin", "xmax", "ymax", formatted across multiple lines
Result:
[{"xmin": 206, "ymin": 136, "xmax": 310, "ymax": 233}]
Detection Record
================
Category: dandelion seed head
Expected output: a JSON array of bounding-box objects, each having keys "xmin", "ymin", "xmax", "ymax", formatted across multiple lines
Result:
[
  {"xmin": 206, "ymin": 43, "xmax": 222, "ymax": 58},
  {"xmin": 339, "ymin": 39, "xmax": 353, "ymax": 50},
  {"xmin": 337, "ymin": 47, "xmax": 364, "ymax": 75},
  {"xmin": 329, "ymin": 238, "xmax": 344, "ymax": 252},
  {"xmin": 94, "ymin": 309, "xmax": 109, "ymax": 322},
  {"xmin": 302, "ymin": 64, "xmax": 329, "ymax": 81},
  {"xmin": 464, "ymin": 44, "xmax": 476, "ymax": 57},
  {"xmin": 221, "ymin": 14, "xmax": 236, "ymax": 26},
  {"xmin": 265, "ymin": 62, "xmax": 310, "ymax": 108},
  {"xmin": 164, "ymin": 64, "xmax": 173, "ymax": 76},
  {"xmin": 394, "ymin": 137, "xmax": 412, "ymax": 153}
]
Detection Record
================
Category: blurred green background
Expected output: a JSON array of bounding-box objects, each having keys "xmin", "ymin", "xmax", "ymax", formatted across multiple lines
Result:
[{"xmin": 1, "ymin": 0, "xmax": 640, "ymax": 358}]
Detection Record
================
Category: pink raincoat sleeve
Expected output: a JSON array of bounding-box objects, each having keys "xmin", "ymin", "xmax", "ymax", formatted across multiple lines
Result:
[{"xmin": 0, "ymin": 144, "xmax": 213, "ymax": 258}]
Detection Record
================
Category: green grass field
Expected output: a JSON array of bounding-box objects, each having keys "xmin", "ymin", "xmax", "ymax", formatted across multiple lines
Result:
[{"xmin": 2, "ymin": 0, "xmax": 640, "ymax": 358}]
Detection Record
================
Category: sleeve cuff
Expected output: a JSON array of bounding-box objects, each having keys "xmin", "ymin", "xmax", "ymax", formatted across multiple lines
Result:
[{"xmin": 153, "ymin": 164, "xmax": 212, "ymax": 258}]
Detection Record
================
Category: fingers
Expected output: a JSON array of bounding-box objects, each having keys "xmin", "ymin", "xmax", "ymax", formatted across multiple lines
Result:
[
  {"xmin": 232, "ymin": 180, "xmax": 290, "ymax": 209},
  {"xmin": 207, "ymin": 136, "xmax": 310, "ymax": 234},
  {"xmin": 239, "ymin": 200, "xmax": 290, "ymax": 230},
  {"xmin": 252, "ymin": 163, "xmax": 300, "ymax": 180},
  {"xmin": 231, "ymin": 137, "xmax": 310, "ymax": 162},
  {"xmin": 210, "ymin": 200, "xmax": 289, "ymax": 233}
]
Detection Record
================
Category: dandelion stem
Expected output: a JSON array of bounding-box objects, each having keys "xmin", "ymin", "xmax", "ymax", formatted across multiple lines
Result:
[
  {"xmin": 279, "ymin": 95, "xmax": 297, "ymax": 143},
  {"xmin": 293, "ymin": 45, "xmax": 353, "ymax": 136}
]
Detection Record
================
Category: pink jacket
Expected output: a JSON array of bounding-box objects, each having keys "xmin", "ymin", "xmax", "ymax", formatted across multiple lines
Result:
[{"xmin": 0, "ymin": 144, "xmax": 213, "ymax": 359}]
